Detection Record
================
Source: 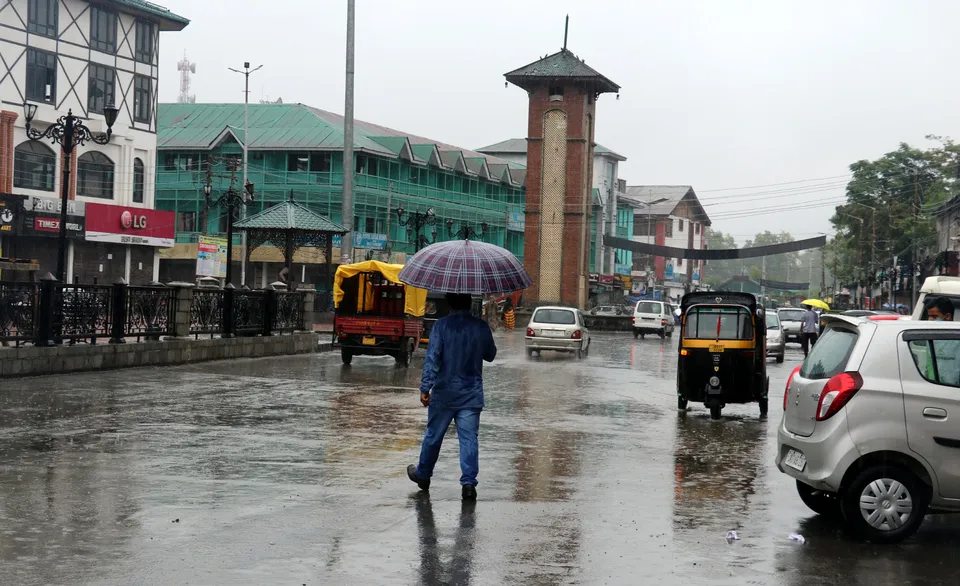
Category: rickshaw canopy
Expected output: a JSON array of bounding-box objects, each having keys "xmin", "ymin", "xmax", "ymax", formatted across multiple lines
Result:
[{"xmin": 333, "ymin": 260, "xmax": 427, "ymax": 317}]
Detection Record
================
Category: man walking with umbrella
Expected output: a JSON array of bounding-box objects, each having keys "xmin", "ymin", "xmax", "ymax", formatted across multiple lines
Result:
[{"xmin": 407, "ymin": 294, "xmax": 497, "ymax": 500}]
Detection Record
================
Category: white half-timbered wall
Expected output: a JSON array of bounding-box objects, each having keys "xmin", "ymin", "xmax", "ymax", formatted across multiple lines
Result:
[{"xmin": 0, "ymin": 0, "xmax": 169, "ymax": 208}]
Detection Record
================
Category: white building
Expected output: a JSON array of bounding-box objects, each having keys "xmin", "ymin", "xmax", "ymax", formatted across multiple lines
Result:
[
  {"xmin": 0, "ymin": 0, "xmax": 187, "ymax": 283},
  {"xmin": 621, "ymin": 185, "xmax": 710, "ymax": 302},
  {"xmin": 476, "ymin": 138, "xmax": 628, "ymax": 275}
]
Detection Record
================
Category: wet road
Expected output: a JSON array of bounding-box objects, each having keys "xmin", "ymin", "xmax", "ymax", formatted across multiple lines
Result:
[{"xmin": 1, "ymin": 334, "xmax": 959, "ymax": 585}]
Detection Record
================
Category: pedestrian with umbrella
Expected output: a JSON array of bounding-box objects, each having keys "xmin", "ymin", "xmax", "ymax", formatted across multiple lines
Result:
[
  {"xmin": 401, "ymin": 239, "xmax": 532, "ymax": 500},
  {"xmin": 800, "ymin": 299, "xmax": 829, "ymax": 357}
]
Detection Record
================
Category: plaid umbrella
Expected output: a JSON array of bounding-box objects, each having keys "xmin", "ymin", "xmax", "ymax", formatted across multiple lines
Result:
[{"xmin": 399, "ymin": 240, "xmax": 533, "ymax": 294}]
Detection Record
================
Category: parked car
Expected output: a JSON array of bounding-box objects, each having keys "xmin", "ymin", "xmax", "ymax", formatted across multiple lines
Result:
[
  {"xmin": 777, "ymin": 314, "xmax": 960, "ymax": 543},
  {"xmin": 589, "ymin": 305, "xmax": 624, "ymax": 316},
  {"xmin": 765, "ymin": 311, "xmax": 785, "ymax": 363},
  {"xmin": 525, "ymin": 306, "xmax": 591, "ymax": 359},
  {"xmin": 632, "ymin": 300, "xmax": 675, "ymax": 339},
  {"xmin": 911, "ymin": 276, "xmax": 960, "ymax": 320},
  {"xmin": 777, "ymin": 307, "xmax": 805, "ymax": 343}
]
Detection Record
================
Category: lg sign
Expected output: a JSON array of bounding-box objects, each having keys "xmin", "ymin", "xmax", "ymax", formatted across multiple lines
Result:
[{"xmin": 120, "ymin": 210, "xmax": 147, "ymax": 230}]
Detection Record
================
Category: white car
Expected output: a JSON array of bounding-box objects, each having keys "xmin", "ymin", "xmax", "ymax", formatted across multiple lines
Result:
[
  {"xmin": 525, "ymin": 306, "xmax": 591, "ymax": 359},
  {"xmin": 632, "ymin": 300, "xmax": 675, "ymax": 339}
]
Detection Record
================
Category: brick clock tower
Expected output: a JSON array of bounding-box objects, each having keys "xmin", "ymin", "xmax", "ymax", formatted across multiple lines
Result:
[{"xmin": 506, "ymin": 41, "xmax": 619, "ymax": 308}]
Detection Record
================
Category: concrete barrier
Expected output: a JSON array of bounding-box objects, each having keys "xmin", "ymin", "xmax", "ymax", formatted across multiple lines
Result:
[{"xmin": 0, "ymin": 334, "xmax": 333, "ymax": 379}]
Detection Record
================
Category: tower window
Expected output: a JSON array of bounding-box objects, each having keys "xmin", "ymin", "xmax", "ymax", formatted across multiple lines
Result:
[{"xmin": 548, "ymin": 86, "xmax": 564, "ymax": 101}]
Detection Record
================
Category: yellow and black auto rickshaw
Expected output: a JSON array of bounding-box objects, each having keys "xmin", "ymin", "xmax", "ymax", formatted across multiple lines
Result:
[
  {"xmin": 421, "ymin": 292, "xmax": 484, "ymax": 345},
  {"xmin": 677, "ymin": 292, "xmax": 769, "ymax": 419}
]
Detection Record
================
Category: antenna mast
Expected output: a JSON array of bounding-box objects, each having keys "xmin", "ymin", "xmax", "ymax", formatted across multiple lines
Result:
[{"xmin": 177, "ymin": 51, "xmax": 196, "ymax": 104}]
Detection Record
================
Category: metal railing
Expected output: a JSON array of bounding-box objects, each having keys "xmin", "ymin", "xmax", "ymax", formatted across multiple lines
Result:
[
  {"xmin": 0, "ymin": 283, "xmax": 39, "ymax": 347},
  {"xmin": 190, "ymin": 288, "xmax": 223, "ymax": 339}
]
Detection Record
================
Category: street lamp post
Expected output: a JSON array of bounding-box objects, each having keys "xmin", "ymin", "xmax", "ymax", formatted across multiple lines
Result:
[
  {"xmin": 446, "ymin": 219, "xmax": 487, "ymax": 241},
  {"xmin": 396, "ymin": 206, "xmax": 436, "ymax": 252},
  {"xmin": 204, "ymin": 181, "xmax": 254, "ymax": 337},
  {"xmin": 23, "ymin": 103, "xmax": 119, "ymax": 283}
]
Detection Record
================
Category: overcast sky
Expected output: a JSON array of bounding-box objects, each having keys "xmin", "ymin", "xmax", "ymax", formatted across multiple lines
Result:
[{"xmin": 155, "ymin": 0, "xmax": 960, "ymax": 243}]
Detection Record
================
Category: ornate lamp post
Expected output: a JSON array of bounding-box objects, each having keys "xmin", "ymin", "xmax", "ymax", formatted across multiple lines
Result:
[
  {"xmin": 396, "ymin": 206, "xmax": 436, "ymax": 252},
  {"xmin": 23, "ymin": 103, "xmax": 119, "ymax": 283},
  {"xmin": 446, "ymin": 219, "xmax": 487, "ymax": 240},
  {"xmin": 204, "ymin": 181, "xmax": 254, "ymax": 337}
]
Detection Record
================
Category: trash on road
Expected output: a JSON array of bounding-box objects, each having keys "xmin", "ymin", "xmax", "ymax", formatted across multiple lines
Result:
[
  {"xmin": 726, "ymin": 530, "xmax": 740, "ymax": 541},
  {"xmin": 788, "ymin": 533, "xmax": 805, "ymax": 544}
]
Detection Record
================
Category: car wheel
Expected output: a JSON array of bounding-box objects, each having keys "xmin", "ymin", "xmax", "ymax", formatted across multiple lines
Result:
[
  {"xmin": 633, "ymin": 330, "xmax": 639, "ymax": 339},
  {"xmin": 758, "ymin": 398, "xmax": 768, "ymax": 417},
  {"xmin": 658, "ymin": 330, "xmax": 665, "ymax": 339},
  {"xmin": 678, "ymin": 396, "xmax": 688, "ymax": 410},
  {"xmin": 796, "ymin": 480, "xmax": 841, "ymax": 518},
  {"xmin": 840, "ymin": 465, "xmax": 929, "ymax": 543},
  {"xmin": 709, "ymin": 403, "xmax": 722, "ymax": 420},
  {"xmin": 776, "ymin": 354, "xmax": 785, "ymax": 364},
  {"xmin": 666, "ymin": 330, "xmax": 673, "ymax": 338},
  {"xmin": 640, "ymin": 333, "xmax": 645, "ymax": 339},
  {"xmin": 341, "ymin": 348, "xmax": 353, "ymax": 365},
  {"xmin": 575, "ymin": 347, "xmax": 583, "ymax": 359},
  {"xmin": 526, "ymin": 348, "xmax": 534, "ymax": 358}
]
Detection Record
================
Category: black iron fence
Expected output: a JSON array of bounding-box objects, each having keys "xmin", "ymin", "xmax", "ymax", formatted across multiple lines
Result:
[{"xmin": 0, "ymin": 275, "xmax": 310, "ymax": 347}]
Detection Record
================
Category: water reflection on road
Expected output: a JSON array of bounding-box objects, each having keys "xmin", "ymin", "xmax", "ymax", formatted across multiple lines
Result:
[{"xmin": 0, "ymin": 335, "xmax": 959, "ymax": 584}]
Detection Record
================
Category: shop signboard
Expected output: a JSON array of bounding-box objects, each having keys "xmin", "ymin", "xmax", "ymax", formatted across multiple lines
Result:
[
  {"xmin": 507, "ymin": 206, "xmax": 525, "ymax": 232},
  {"xmin": 85, "ymin": 203, "xmax": 175, "ymax": 247},
  {"xmin": 196, "ymin": 235, "xmax": 228, "ymax": 278},
  {"xmin": 332, "ymin": 232, "xmax": 387, "ymax": 250},
  {"xmin": 0, "ymin": 194, "xmax": 23, "ymax": 235}
]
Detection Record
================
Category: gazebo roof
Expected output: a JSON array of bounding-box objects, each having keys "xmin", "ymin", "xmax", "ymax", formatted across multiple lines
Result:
[{"xmin": 234, "ymin": 200, "xmax": 346, "ymax": 233}]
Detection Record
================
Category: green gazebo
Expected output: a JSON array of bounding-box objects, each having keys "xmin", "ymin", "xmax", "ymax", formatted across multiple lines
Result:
[{"xmin": 233, "ymin": 195, "xmax": 346, "ymax": 289}]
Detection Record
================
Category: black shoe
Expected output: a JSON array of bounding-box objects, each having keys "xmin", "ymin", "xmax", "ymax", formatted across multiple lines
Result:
[
  {"xmin": 407, "ymin": 464, "xmax": 430, "ymax": 490},
  {"xmin": 462, "ymin": 485, "xmax": 477, "ymax": 500}
]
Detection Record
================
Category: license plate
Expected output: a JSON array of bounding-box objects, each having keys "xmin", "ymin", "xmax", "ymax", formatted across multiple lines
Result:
[
  {"xmin": 709, "ymin": 344, "xmax": 724, "ymax": 353},
  {"xmin": 542, "ymin": 330, "xmax": 566, "ymax": 338},
  {"xmin": 362, "ymin": 337, "xmax": 376, "ymax": 346},
  {"xmin": 784, "ymin": 449, "xmax": 806, "ymax": 471},
  {"xmin": 642, "ymin": 317, "xmax": 655, "ymax": 321}
]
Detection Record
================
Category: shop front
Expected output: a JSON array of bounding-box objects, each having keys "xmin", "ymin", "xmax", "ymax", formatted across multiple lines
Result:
[{"xmin": 79, "ymin": 203, "xmax": 175, "ymax": 285}]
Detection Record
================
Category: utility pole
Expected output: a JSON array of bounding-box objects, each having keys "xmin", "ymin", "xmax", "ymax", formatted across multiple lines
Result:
[
  {"xmin": 340, "ymin": 0, "xmax": 356, "ymax": 264},
  {"xmin": 913, "ymin": 171, "xmax": 920, "ymax": 308},
  {"xmin": 229, "ymin": 61, "xmax": 262, "ymax": 286},
  {"xmin": 820, "ymin": 246, "xmax": 826, "ymax": 299}
]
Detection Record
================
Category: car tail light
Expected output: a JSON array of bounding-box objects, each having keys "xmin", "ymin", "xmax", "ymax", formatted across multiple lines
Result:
[
  {"xmin": 868, "ymin": 315, "xmax": 900, "ymax": 321},
  {"xmin": 526, "ymin": 327, "xmax": 535, "ymax": 337},
  {"xmin": 661, "ymin": 319, "xmax": 665, "ymax": 326},
  {"xmin": 784, "ymin": 365, "xmax": 801, "ymax": 410},
  {"xmin": 632, "ymin": 317, "xmax": 636, "ymax": 324},
  {"xmin": 815, "ymin": 372, "xmax": 863, "ymax": 421},
  {"xmin": 571, "ymin": 330, "xmax": 582, "ymax": 339}
]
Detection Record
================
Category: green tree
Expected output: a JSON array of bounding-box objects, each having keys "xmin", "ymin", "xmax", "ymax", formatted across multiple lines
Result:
[{"xmin": 704, "ymin": 228, "xmax": 739, "ymax": 286}]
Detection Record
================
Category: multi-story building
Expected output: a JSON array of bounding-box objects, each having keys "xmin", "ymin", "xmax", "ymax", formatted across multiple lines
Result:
[
  {"xmin": 155, "ymin": 103, "xmax": 527, "ymax": 287},
  {"xmin": 476, "ymin": 138, "xmax": 634, "ymax": 277},
  {"xmin": 622, "ymin": 185, "xmax": 710, "ymax": 302},
  {"xmin": 0, "ymin": 0, "xmax": 188, "ymax": 284}
]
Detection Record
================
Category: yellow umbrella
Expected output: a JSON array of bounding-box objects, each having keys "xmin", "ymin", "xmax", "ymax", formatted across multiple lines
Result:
[{"xmin": 801, "ymin": 299, "xmax": 830, "ymax": 311}]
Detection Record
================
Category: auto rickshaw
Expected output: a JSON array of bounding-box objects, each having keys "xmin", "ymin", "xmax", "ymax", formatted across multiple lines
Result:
[
  {"xmin": 677, "ymin": 291, "xmax": 769, "ymax": 419},
  {"xmin": 421, "ymin": 292, "xmax": 483, "ymax": 345},
  {"xmin": 333, "ymin": 261, "xmax": 427, "ymax": 367}
]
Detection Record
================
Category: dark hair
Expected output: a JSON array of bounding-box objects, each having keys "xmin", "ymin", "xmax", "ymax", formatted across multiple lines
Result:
[
  {"xmin": 928, "ymin": 296, "xmax": 955, "ymax": 318},
  {"xmin": 446, "ymin": 293, "xmax": 472, "ymax": 311}
]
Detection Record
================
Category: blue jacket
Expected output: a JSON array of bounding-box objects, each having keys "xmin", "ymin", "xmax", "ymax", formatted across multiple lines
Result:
[{"xmin": 420, "ymin": 311, "xmax": 497, "ymax": 409}]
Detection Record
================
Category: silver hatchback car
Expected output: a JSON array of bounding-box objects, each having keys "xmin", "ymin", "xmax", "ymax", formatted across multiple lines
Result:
[
  {"xmin": 777, "ymin": 314, "xmax": 960, "ymax": 543},
  {"xmin": 525, "ymin": 306, "xmax": 591, "ymax": 359}
]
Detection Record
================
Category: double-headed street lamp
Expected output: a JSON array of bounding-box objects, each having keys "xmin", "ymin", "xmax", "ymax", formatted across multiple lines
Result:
[
  {"xmin": 204, "ymin": 180, "xmax": 254, "ymax": 337},
  {"xmin": 23, "ymin": 103, "xmax": 119, "ymax": 283},
  {"xmin": 396, "ymin": 206, "xmax": 436, "ymax": 252},
  {"xmin": 446, "ymin": 219, "xmax": 487, "ymax": 241}
]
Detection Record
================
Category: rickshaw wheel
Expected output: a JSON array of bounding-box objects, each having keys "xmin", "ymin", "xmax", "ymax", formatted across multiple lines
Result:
[
  {"xmin": 709, "ymin": 404, "xmax": 722, "ymax": 420},
  {"xmin": 341, "ymin": 348, "xmax": 353, "ymax": 365},
  {"xmin": 758, "ymin": 398, "xmax": 769, "ymax": 417},
  {"xmin": 677, "ymin": 396, "xmax": 688, "ymax": 410}
]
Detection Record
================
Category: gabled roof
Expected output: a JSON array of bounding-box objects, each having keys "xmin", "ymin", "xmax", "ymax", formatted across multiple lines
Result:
[
  {"xmin": 505, "ymin": 49, "xmax": 619, "ymax": 93},
  {"xmin": 477, "ymin": 137, "xmax": 627, "ymax": 162},
  {"xmin": 509, "ymin": 168, "xmax": 527, "ymax": 188},
  {"xmin": 464, "ymin": 157, "xmax": 491, "ymax": 180},
  {"xmin": 109, "ymin": 0, "xmax": 189, "ymax": 30},
  {"xmin": 234, "ymin": 200, "xmax": 346, "ymax": 233},
  {"xmin": 369, "ymin": 136, "xmax": 415, "ymax": 161},
  {"xmin": 439, "ymin": 150, "xmax": 468, "ymax": 174},
  {"xmin": 622, "ymin": 185, "xmax": 711, "ymax": 225}
]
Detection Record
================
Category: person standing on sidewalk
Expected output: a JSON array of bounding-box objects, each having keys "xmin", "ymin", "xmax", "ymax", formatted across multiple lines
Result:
[
  {"xmin": 408, "ymin": 293, "xmax": 497, "ymax": 500},
  {"xmin": 800, "ymin": 306, "xmax": 820, "ymax": 357}
]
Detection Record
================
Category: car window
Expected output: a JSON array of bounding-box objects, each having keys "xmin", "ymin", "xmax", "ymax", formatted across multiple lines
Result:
[
  {"xmin": 800, "ymin": 328, "xmax": 858, "ymax": 380},
  {"xmin": 917, "ymin": 295, "xmax": 960, "ymax": 321},
  {"xmin": 533, "ymin": 309, "xmax": 576, "ymax": 325},
  {"xmin": 684, "ymin": 307, "xmax": 754, "ymax": 340},
  {"xmin": 908, "ymin": 338, "xmax": 960, "ymax": 387},
  {"xmin": 765, "ymin": 313, "xmax": 780, "ymax": 328},
  {"xmin": 636, "ymin": 301, "xmax": 661, "ymax": 314},
  {"xmin": 779, "ymin": 309, "xmax": 804, "ymax": 322}
]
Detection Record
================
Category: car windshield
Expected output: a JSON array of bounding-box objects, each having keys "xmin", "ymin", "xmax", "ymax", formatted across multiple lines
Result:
[
  {"xmin": 779, "ymin": 309, "xmax": 804, "ymax": 322},
  {"xmin": 636, "ymin": 302, "xmax": 661, "ymax": 314},
  {"xmin": 765, "ymin": 313, "xmax": 780, "ymax": 329},
  {"xmin": 800, "ymin": 328, "xmax": 858, "ymax": 379},
  {"xmin": 533, "ymin": 309, "xmax": 576, "ymax": 325},
  {"xmin": 918, "ymin": 295, "xmax": 960, "ymax": 320},
  {"xmin": 684, "ymin": 306, "xmax": 754, "ymax": 340}
]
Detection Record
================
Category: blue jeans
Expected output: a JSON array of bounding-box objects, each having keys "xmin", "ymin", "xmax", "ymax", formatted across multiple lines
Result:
[{"xmin": 415, "ymin": 404, "xmax": 481, "ymax": 486}]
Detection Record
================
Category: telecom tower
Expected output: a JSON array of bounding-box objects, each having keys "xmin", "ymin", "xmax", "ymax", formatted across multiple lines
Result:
[{"xmin": 177, "ymin": 51, "xmax": 196, "ymax": 104}]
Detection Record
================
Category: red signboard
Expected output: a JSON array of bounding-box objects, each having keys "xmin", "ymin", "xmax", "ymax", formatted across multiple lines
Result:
[{"xmin": 84, "ymin": 203, "xmax": 175, "ymax": 247}]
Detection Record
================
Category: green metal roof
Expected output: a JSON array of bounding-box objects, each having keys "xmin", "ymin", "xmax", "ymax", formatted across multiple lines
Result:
[
  {"xmin": 234, "ymin": 200, "xmax": 346, "ymax": 233},
  {"xmin": 505, "ymin": 49, "xmax": 619, "ymax": 93},
  {"xmin": 109, "ymin": 0, "xmax": 189, "ymax": 30},
  {"xmin": 477, "ymin": 137, "xmax": 626, "ymax": 161},
  {"xmin": 157, "ymin": 103, "xmax": 525, "ymax": 177}
]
